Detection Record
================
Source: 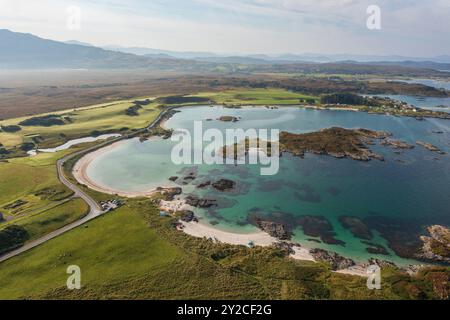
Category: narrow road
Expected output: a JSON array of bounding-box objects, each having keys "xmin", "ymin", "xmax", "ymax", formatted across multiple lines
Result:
[{"xmin": 0, "ymin": 107, "xmax": 171, "ymax": 263}]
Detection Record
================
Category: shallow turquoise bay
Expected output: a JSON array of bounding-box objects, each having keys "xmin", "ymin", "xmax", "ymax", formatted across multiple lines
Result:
[{"xmin": 87, "ymin": 106, "xmax": 450, "ymax": 265}]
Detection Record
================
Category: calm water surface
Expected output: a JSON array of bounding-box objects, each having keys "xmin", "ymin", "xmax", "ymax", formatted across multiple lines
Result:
[{"xmin": 87, "ymin": 106, "xmax": 450, "ymax": 264}]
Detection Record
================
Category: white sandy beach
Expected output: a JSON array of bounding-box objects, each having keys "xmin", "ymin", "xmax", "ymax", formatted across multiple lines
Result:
[{"xmin": 72, "ymin": 139, "xmax": 166, "ymax": 198}]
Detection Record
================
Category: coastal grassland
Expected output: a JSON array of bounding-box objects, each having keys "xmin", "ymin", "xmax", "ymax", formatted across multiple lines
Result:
[
  {"xmin": 0, "ymin": 97, "xmax": 158, "ymax": 149},
  {"xmin": 0, "ymin": 151, "xmax": 75, "ymax": 218},
  {"xmin": 193, "ymin": 88, "xmax": 320, "ymax": 105},
  {"xmin": 1, "ymin": 198, "xmax": 89, "ymax": 241},
  {"xmin": 1, "ymin": 198, "xmax": 447, "ymax": 300}
]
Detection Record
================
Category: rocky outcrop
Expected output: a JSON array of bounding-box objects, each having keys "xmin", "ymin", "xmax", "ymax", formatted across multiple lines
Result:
[
  {"xmin": 416, "ymin": 141, "xmax": 446, "ymax": 155},
  {"xmin": 185, "ymin": 195, "xmax": 217, "ymax": 208},
  {"xmin": 255, "ymin": 219, "xmax": 292, "ymax": 240},
  {"xmin": 309, "ymin": 248, "xmax": 355, "ymax": 270},
  {"xmin": 380, "ymin": 138, "xmax": 414, "ymax": 149},
  {"xmin": 417, "ymin": 225, "xmax": 450, "ymax": 263},
  {"xmin": 218, "ymin": 116, "xmax": 240, "ymax": 122},
  {"xmin": 338, "ymin": 216, "xmax": 373, "ymax": 240},
  {"xmin": 367, "ymin": 258, "xmax": 397, "ymax": 269},
  {"xmin": 279, "ymin": 127, "xmax": 391, "ymax": 162},
  {"xmin": 157, "ymin": 187, "xmax": 182, "ymax": 201},
  {"xmin": 298, "ymin": 215, "xmax": 345, "ymax": 246},
  {"xmin": 212, "ymin": 179, "xmax": 235, "ymax": 191},
  {"xmin": 180, "ymin": 210, "xmax": 198, "ymax": 223},
  {"xmin": 363, "ymin": 241, "xmax": 390, "ymax": 255}
]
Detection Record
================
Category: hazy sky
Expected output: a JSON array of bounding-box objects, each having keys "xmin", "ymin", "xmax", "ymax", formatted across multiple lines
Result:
[{"xmin": 1, "ymin": 0, "xmax": 449, "ymax": 56}]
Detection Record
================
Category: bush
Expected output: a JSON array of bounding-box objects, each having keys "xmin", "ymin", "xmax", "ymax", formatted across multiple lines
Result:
[
  {"xmin": 321, "ymin": 93, "xmax": 369, "ymax": 105},
  {"xmin": 0, "ymin": 225, "xmax": 30, "ymax": 254},
  {"xmin": 19, "ymin": 115, "xmax": 65, "ymax": 127},
  {"xmin": 0, "ymin": 125, "xmax": 22, "ymax": 132}
]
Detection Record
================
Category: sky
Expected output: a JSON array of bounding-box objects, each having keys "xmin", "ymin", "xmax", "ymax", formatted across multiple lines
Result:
[{"xmin": 0, "ymin": 0, "xmax": 449, "ymax": 57}]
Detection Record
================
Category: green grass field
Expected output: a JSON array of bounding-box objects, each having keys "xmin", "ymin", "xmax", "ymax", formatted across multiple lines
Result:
[
  {"xmin": 194, "ymin": 88, "xmax": 319, "ymax": 106},
  {"xmin": 0, "ymin": 97, "xmax": 158, "ymax": 149},
  {"xmin": 0, "ymin": 151, "xmax": 76, "ymax": 216},
  {"xmin": 0, "ymin": 205, "xmax": 181, "ymax": 299}
]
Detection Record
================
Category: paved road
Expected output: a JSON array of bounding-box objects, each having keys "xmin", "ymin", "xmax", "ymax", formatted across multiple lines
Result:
[{"xmin": 0, "ymin": 108, "xmax": 171, "ymax": 263}]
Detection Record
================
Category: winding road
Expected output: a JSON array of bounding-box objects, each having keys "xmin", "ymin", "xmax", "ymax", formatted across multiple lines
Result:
[{"xmin": 0, "ymin": 107, "xmax": 171, "ymax": 263}]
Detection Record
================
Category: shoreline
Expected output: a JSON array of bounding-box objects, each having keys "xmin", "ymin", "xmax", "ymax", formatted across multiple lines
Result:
[
  {"xmin": 179, "ymin": 218, "xmax": 370, "ymax": 276},
  {"xmin": 72, "ymin": 139, "xmax": 170, "ymax": 198},
  {"xmin": 70, "ymin": 104, "xmax": 432, "ymax": 276}
]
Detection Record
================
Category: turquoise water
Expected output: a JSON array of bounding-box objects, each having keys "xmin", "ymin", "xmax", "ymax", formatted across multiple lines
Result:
[{"xmin": 87, "ymin": 106, "xmax": 450, "ymax": 264}]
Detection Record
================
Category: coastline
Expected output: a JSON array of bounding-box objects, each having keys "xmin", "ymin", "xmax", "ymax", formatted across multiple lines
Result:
[
  {"xmin": 72, "ymin": 139, "xmax": 165, "ymax": 198},
  {"xmin": 69, "ymin": 104, "xmax": 434, "ymax": 277}
]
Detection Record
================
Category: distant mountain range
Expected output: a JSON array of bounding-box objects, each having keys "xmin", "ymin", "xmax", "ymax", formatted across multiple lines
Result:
[
  {"xmin": 0, "ymin": 29, "xmax": 197, "ymax": 70},
  {"xmin": 104, "ymin": 44, "xmax": 450, "ymax": 64},
  {"xmin": 1, "ymin": 29, "xmax": 449, "ymax": 73}
]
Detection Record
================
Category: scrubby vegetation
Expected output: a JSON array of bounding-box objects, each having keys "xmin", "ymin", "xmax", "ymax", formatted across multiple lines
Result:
[
  {"xmin": 19, "ymin": 114, "xmax": 66, "ymax": 127},
  {"xmin": 157, "ymin": 95, "xmax": 211, "ymax": 104},
  {"xmin": 0, "ymin": 225, "xmax": 29, "ymax": 255},
  {"xmin": 0, "ymin": 125, "xmax": 21, "ymax": 132},
  {"xmin": 125, "ymin": 104, "xmax": 142, "ymax": 116},
  {"xmin": 321, "ymin": 93, "xmax": 371, "ymax": 105}
]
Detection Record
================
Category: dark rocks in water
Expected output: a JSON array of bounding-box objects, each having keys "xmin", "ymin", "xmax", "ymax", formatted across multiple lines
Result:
[
  {"xmin": 362, "ymin": 241, "xmax": 390, "ymax": 255},
  {"xmin": 294, "ymin": 184, "xmax": 322, "ymax": 203},
  {"xmin": 212, "ymin": 179, "xmax": 235, "ymax": 191},
  {"xmin": 180, "ymin": 210, "xmax": 198, "ymax": 223},
  {"xmin": 298, "ymin": 215, "xmax": 345, "ymax": 246},
  {"xmin": 168, "ymin": 176, "xmax": 179, "ymax": 182},
  {"xmin": 255, "ymin": 219, "xmax": 292, "ymax": 240},
  {"xmin": 363, "ymin": 216, "xmax": 423, "ymax": 259},
  {"xmin": 416, "ymin": 141, "xmax": 446, "ymax": 155},
  {"xmin": 368, "ymin": 258, "xmax": 397, "ymax": 269},
  {"xmin": 310, "ymin": 248, "xmax": 355, "ymax": 270},
  {"xmin": 185, "ymin": 195, "xmax": 217, "ymax": 208},
  {"xmin": 338, "ymin": 216, "xmax": 373, "ymax": 240},
  {"xmin": 306, "ymin": 238, "xmax": 322, "ymax": 243},
  {"xmin": 218, "ymin": 116, "xmax": 240, "ymax": 122},
  {"xmin": 326, "ymin": 186, "xmax": 341, "ymax": 196},
  {"xmin": 196, "ymin": 180, "xmax": 211, "ymax": 189},
  {"xmin": 380, "ymin": 138, "xmax": 414, "ymax": 149}
]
